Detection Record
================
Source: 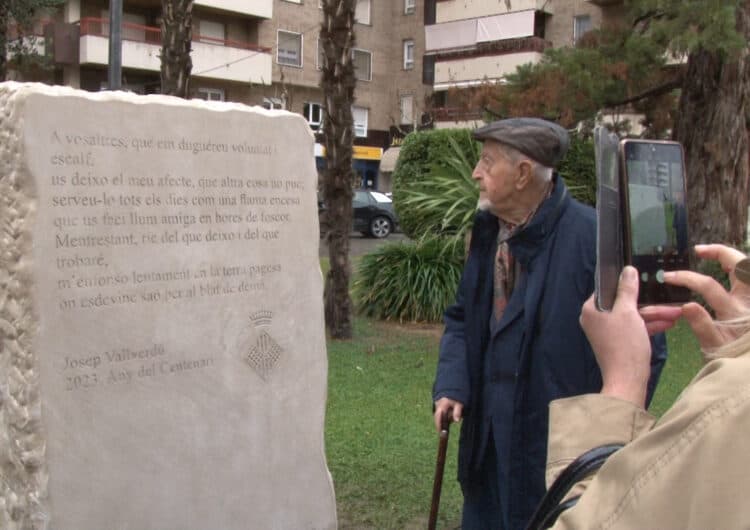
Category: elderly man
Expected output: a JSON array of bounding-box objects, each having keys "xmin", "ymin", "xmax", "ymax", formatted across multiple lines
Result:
[{"xmin": 432, "ymin": 118, "xmax": 667, "ymax": 529}]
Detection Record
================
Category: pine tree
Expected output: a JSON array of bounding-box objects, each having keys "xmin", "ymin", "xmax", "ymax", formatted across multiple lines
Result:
[
  {"xmin": 475, "ymin": 0, "xmax": 749, "ymax": 246},
  {"xmin": 0, "ymin": 0, "xmax": 63, "ymax": 81}
]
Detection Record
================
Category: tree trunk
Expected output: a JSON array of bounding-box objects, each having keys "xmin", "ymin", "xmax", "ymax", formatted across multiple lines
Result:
[
  {"xmin": 673, "ymin": 2, "xmax": 750, "ymax": 248},
  {"xmin": 320, "ymin": 0, "xmax": 356, "ymax": 339},
  {"xmin": 0, "ymin": 1, "xmax": 9, "ymax": 81},
  {"xmin": 160, "ymin": 0, "xmax": 193, "ymax": 98}
]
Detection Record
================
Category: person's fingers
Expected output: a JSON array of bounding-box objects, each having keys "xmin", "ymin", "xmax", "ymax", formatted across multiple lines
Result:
[
  {"xmin": 579, "ymin": 293, "xmax": 597, "ymax": 327},
  {"xmin": 452, "ymin": 402, "xmax": 463, "ymax": 424},
  {"xmin": 640, "ymin": 305, "xmax": 683, "ymax": 322},
  {"xmin": 434, "ymin": 399, "xmax": 463, "ymax": 430},
  {"xmin": 644, "ymin": 319, "xmax": 678, "ymax": 335},
  {"xmin": 612, "ymin": 266, "xmax": 639, "ymax": 310},
  {"xmin": 663, "ymin": 270, "xmax": 736, "ymax": 318},
  {"xmin": 694, "ymin": 244, "xmax": 746, "ymax": 274},
  {"xmin": 681, "ymin": 302, "xmax": 725, "ymax": 350},
  {"xmin": 640, "ymin": 305, "xmax": 682, "ymax": 335},
  {"xmin": 434, "ymin": 401, "xmax": 450, "ymax": 431}
]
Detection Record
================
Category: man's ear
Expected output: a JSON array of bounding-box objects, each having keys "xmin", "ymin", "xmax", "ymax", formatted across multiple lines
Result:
[{"xmin": 514, "ymin": 160, "xmax": 533, "ymax": 190}]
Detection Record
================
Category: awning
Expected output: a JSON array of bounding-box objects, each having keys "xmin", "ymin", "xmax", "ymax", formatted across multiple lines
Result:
[
  {"xmin": 314, "ymin": 143, "xmax": 382, "ymax": 160},
  {"xmin": 476, "ymin": 10, "xmax": 536, "ymax": 43},
  {"xmin": 425, "ymin": 10, "xmax": 536, "ymax": 53},
  {"xmin": 379, "ymin": 147, "xmax": 401, "ymax": 173},
  {"xmin": 425, "ymin": 18, "xmax": 477, "ymax": 52}
]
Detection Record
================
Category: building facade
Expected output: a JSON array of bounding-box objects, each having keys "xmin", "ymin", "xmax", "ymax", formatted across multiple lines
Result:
[
  {"xmin": 423, "ymin": 0, "xmax": 611, "ymax": 129},
  {"xmin": 13, "ymin": 0, "xmax": 621, "ymax": 191}
]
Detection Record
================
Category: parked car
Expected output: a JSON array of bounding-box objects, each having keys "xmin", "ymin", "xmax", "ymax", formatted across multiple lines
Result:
[{"xmin": 318, "ymin": 189, "xmax": 399, "ymax": 238}]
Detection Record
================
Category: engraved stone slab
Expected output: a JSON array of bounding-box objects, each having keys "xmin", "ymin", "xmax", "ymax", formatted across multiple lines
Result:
[{"xmin": 0, "ymin": 82, "xmax": 336, "ymax": 530}]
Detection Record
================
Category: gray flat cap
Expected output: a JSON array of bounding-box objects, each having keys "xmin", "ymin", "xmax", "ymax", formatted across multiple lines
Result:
[{"xmin": 473, "ymin": 117, "xmax": 569, "ymax": 168}]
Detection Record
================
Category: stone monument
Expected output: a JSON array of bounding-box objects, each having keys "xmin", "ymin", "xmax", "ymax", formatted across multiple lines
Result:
[{"xmin": 0, "ymin": 82, "xmax": 336, "ymax": 529}]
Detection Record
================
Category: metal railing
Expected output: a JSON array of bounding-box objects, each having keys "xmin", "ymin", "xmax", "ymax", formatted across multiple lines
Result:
[
  {"xmin": 431, "ymin": 107, "xmax": 484, "ymax": 122},
  {"xmin": 432, "ymin": 36, "xmax": 551, "ymax": 60},
  {"xmin": 78, "ymin": 17, "xmax": 271, "ymax": 53}
]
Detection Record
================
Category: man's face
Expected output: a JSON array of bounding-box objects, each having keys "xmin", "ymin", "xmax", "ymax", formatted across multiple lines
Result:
[{"xmin": 473, "ymin": 141, "xmax": 520, "ymax": 216}]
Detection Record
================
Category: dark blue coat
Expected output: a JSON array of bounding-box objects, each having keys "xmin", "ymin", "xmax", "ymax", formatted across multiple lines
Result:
[{"xmin": 433, "ymin": 177, "xmax": 667, "ymax": 529}]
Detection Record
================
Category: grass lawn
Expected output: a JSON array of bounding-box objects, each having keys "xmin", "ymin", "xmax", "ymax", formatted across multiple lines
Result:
[
  {"xmin": 648, "ymin": 319, "xmax": 704, "ymax": 416},
  {"xmin": 325, "ymin": 315, "xmax": 703, "ymax": 529}
]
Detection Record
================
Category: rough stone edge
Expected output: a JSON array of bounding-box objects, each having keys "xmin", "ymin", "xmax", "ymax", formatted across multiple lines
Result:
[
  {"xmin": 0, "ymin": 81, "xmax": 332, "ymax": 529},
  {"xmin": 0, "ymin": 81, "xmax": 313, "ymax": 125},
  {"xmin": 0, "ymin": 84, "xmax": 48, "ymax": 529}
]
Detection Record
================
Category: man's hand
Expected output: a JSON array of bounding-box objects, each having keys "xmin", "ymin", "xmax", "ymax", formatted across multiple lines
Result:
[
  {"xmin": 433, "ymin": 397, "xmax": 463, "ymax": 432},
  {"xmin": 580, "ymin": 266, "xmax": 652, "ymax": 407}
]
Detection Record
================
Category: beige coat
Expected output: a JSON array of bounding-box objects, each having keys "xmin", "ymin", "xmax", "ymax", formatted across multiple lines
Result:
[{"xmin": 546, "ymin": 353, "xmax": 750, "ymax": 529}]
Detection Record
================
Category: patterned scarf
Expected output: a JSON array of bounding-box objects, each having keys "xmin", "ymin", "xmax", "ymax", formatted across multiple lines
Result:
[
  {"xmin": 492, "ymin": 221, "xmax": 518, "ymax": 322},
  {"xmin": 492, "ymin": 182, "xmax": 554, "ymax": 322}
]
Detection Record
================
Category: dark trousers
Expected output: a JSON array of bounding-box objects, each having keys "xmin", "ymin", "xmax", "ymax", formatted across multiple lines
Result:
[{"xmin": 460, "ymin": 431, "xmax": 504, "ymax": 530}]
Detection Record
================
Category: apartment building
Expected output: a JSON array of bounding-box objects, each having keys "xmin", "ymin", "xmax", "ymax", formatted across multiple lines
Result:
[
  {"xmin": 423, "ymin": 0, "xmax": 615, "ymax": 129},
  {"xmin": 24, "ymin": 0, "xmax": 427, "ymax": 190},
  {"xmin": 14, "ymin": 0, "xmax": 621, "ymax": 190},
  {"xmin": 256, "ymin": 0, "xmax": 429, "ymax": 189}
]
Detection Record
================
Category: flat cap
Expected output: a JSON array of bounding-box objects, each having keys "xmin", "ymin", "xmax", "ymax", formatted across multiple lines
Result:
[{"xmin": 473, "ymin": 117, "xmax": 569, "ymax": 168}]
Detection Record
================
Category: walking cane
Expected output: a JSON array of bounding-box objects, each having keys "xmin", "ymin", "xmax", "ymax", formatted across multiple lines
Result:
[{"xmin": 428, "ymin": 415, "xmax": 451, "ymax": 530}]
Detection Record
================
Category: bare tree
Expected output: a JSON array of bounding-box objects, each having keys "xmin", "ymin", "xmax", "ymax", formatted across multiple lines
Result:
[
  {"xmin": 160, "ymin": 0, "xmax": 193, "ymax": 97},
  {"xmin": 320, "ymin": 0, "xmax": 356, "ymax": 339}
]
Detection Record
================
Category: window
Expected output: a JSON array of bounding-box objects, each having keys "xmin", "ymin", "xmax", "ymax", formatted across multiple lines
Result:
[
  {"xmin": 352, "ymin": 48, "xmax": 372, "ymax": 81},
  {"xmin": 304, "ymin": 102, "xmax": 323, "ymax": 129},
  {"xmin": 422, "ymin": 55, "xmax": 435, "ymax": 85},
  {"xmin": 277, "ymin": 30, "xmax": 302, "ymax": 67},
  {"xmin": 352, "ymin": 106, "xmax": 368, "ymax": 137},
  {"xmin": 196, "ymin": 88, "xmax": 225, "ymax": 101},
  {"xmin": 101, "ymin": 10, "xmax": 145, "ymax": 41},
  {"xmin": 424, "ymin": 0, "xmax": 436, "ymax": 25},
  {"xmin": 573, "ymin": 15, "xmax": 592, "ymax": 43},
  {"xmin": 403, "ymin": 40, "xmax": 414, "ymax": 69},
  {"xmin": 404, "ymin": 0, "xmax": 415, "ymax": 14},
  {"xmin": 262, "ymin": 97, "xmax": 285, "ymax": 110},
  {"xmin": 355, "ymin": 0, "xmax": 371, "ymax": 25},
  {"xmin": 400, "ymin": 95, "xmax": 414, "ymax": 125},
  {"xmin": 197, "ymin": 19, "xmax": 225, "ymax": 45}
]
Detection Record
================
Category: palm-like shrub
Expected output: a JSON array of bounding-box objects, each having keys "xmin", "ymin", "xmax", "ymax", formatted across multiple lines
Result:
[
  {"xmin": 352, "ymin": 238, "xmax": 463, "ymax": 323},
  {"xmin": 397, "ymin": 135, "xmax": 480, "ymax": 256},
  {"xmin": 393, "ymin": 129, "xmax": 481, "ymax": 240}
]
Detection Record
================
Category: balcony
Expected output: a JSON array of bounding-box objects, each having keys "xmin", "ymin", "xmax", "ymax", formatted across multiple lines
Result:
[
  {"xmin": 426, "ymin": 10, "xmax": 537, "ymax": 53},
  {"xmin": 434, "ymin": 47, "xmax": 544, "ymax": 90},
  {"xmin": 429, "ymin": 36, "xmax": 548, "ymax": 90},
  {"xmin": 78, "ymin": 18, "xmax": 272, "ymax": 85},
  {"xmin": 436, "ymin": 0, "xmax": 553, "ymax": 24},
  {"xmin": 431, "ymin": 107, "xmax": 484, "ymax": 122},
  {"xmin": 193, "ymin": 0, "xmax": 272, "ymax": 19}
]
